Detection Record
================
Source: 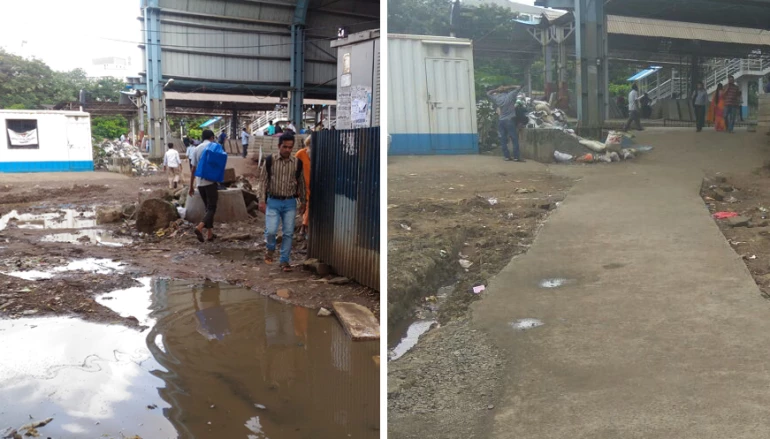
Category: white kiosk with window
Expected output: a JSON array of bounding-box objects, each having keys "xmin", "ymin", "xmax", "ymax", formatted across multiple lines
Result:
[{"xmin": 0, "ymin": 110, "xmax": 93, "ymax": 173}]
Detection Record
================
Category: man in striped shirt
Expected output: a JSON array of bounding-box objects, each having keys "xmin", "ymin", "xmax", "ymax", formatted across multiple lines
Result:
[
  {"xmin": 259, "ymin": 133, "xmax": 307, "ymax": 271},
  {"xmin": 723, "ymin": 75, "xmax": 742, "ymax": 133}
]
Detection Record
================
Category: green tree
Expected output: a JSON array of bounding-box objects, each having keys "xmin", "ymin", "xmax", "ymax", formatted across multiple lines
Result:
[
  {"xmin": 388, "ymin": 0, "xmax": 452, "ymax": 35},
  {"xmin": 91, "ymin": 116, "xmax": 129, "ymax": 141}
]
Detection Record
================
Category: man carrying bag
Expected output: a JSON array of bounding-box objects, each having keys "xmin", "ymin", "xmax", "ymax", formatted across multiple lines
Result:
[{"xmin": 189, "ymin": 129, "xmax": 228, "ymax": 242}]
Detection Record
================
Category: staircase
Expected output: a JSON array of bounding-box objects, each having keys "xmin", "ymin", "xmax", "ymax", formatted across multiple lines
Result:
[
  {"xmin": 646, "ymin": 57, "xmax": 770, "ymax": 104},
  {"xmin": 249, "ymin": 110, "xmax": 287, "ymax": 134}
]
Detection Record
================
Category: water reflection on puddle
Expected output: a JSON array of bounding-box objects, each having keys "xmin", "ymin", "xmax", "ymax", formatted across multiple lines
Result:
[
  {"xmin": 389, "ymin": 320, "xmax": 435, "ymax": 361},
  {"xmin": 0, "ymin": 209, "xmax": 96, "ymax": 231},
  {"xmin": 0, "ymin": 280, "xmax": 379, "ymax": 438},
  {"xmin": 4, "ymin": 258, "xmax": 125, "ymax": 280},
  {"xmin": 41, "ymin": 229, "xmax": 132, "ymax": 247}
]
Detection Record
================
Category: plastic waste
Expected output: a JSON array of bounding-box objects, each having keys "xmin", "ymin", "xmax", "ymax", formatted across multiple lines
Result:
[
  {"xmin": 579, "ymin": 138, "xmax": 607, "ymax": 152},
  {"xmin": 713, "ymin": 211, "xmax": 739, "ymax": 219},
  {"xmin": 576, "ymin": 153, "xmax": 594, "ymax": 163},
  {"xmin": 553, "ymin": 151, "xmax": 573, "ymax": 163}
]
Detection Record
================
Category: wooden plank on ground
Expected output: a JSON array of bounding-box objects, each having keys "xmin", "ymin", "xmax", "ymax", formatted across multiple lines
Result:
[{"xmin": 332, "ymin": 302, "xmax": 380, "ymax": 341}]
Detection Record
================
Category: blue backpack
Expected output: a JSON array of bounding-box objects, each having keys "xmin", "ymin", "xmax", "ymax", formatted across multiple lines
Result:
[{"xmin": 194, "ymin": 142, "xmax": 228, "ymax": 182}]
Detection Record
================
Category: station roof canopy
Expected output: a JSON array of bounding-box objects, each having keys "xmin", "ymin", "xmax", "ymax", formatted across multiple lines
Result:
[{"xmin": 601, "ymin": 0, "xmax": 770, "ymax": 31}]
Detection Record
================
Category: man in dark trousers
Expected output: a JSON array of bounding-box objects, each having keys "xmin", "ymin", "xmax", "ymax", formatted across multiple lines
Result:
[
  {"xmin": 723, "ymin": 75, "xmax": 742, "ymax": 133},
  {"xmin": 259, "ymin": 132, "xmax": 307, "ymax": 272},
  {"xmin": 487, "ymin": 85, "xmax": 524, "ymax": 162},
  {"xmin": 218, "ymin": 128, "xmax": 227, "ymax": 146},
  {"xmin": 189, "ymin": 129, "xmax": 219, "ymax": 242}
]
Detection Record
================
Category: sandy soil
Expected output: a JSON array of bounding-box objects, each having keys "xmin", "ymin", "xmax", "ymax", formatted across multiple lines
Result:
[{"xmin": 0, "ymin": 172, "xmax": 378, "ymax": 327}]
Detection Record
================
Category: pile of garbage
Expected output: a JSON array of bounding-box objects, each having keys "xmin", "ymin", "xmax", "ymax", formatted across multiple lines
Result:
[
  {"xmin": 553, "ymin": 130, "xmax": 654, "ymax": 164},
  {"xmin": 94, "ymin": 139, "xmax": 159, "ymax": 175},
  {"xmin": 525, "ymin": 99, "xmax": 570, "ymax": 130}
]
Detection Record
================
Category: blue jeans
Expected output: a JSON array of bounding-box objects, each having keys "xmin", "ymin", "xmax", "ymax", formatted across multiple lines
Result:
[
  {"xmin": 265, "ymin": 197, "xmax": 297, "ymax": 264},
  {"xmin": 498, "ymin": 119, "xmax": 520, "ymax": 160},
  {"xmin": 724, "ymin": 105, "xmax": 740, "ymax": 132}
]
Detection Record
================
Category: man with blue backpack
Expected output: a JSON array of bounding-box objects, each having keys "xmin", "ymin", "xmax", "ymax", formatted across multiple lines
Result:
[
  {"xmin": 258, "ymin": 132, "xmax": 306, "ymax": 271},
  {"xmin": 188, "ymin": 129, "xmax": 228, "ymax": 242}
]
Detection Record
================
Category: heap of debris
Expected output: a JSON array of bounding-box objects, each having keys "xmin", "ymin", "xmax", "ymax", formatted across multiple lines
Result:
[
  {"xmin": 93, "ymin": 139, "xmax": 159, "ymax": 175},
  {"xmin": 553, "ymin": 130, "xmax": 654, "ymax": 164},
  {"xmin": 526, "ymin": 99, "xmax": 570, "ymax": 130}
]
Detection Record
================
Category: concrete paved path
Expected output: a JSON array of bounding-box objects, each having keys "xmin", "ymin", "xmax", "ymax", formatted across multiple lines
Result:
[{"xmin": 473, "ymin": 129, "xmax": 770, "ymax": 438}]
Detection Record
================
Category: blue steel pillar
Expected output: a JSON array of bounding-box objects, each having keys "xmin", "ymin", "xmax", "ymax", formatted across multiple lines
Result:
[
  {"xmin": 290, "ymin": 0, "xmax": 309, "ymax": 130},
  {"xmin": 143, "ymin": 0, "xmax": 164, "ymax": 158}
]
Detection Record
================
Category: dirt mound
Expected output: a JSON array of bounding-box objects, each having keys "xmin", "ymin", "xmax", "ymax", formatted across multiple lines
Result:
[{"xmin": 136, "ymin": 198, "xmax": 179, "ymax": 233}]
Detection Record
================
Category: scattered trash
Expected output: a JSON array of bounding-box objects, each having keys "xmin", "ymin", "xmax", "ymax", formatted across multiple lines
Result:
[
  {"xmin": 254, "ymin": 404, "xmax": 267, "ymax": 410},
  {"xmin": 725, "ymin": 196, "xmax": 739, "ymax": 204},
  {"xmin": 439, "ymin": 249, "xmax": 448, "ymax": 258},
  {"xmin": 514, "ymin": 188, "xmax": 536, "ymax": 194},
  {"xmin": 713, "ymin": 212, "xmax": 739, "ymax": 219},
  {"xmin": 487, "ymin": 197, "xmax": 498, "ymax": 206},
  {"xmin": 317, "ymin": 307, "xmax": 332, "ymax": 317},
  {"xmin": 579, "ymin": 138, "xmax": 607, "ymax": 153},
  {"xmin": 472, "ymin": 285, "xmax": 486, "ymax": 294},
  {"xmin": 746, "ymin": 254, "xmax": 758, "ymax": 260},
  {"xmin": 400, "ymin": 223, "xmax": 412, "ymax": 231},
  {"xmin": 94, "ymin": 139, "xmax": 158, "ymax": 176},
  {"xmin": 553, "ymin": 151, "xmax": 573, "ymax": 162},
  {"xmin": 458, "ymin": 259, "xmax": 473, "ymax": 269},
  {"xmin": 510, "ymin": 318, "xmax": 544, "ymax": 331},
  {"xmin": 576, "ymin": 153, "xmax": 594, "ymax": 163}
]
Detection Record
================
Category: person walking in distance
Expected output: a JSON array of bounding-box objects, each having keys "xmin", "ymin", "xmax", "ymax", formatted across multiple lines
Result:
[
  {"xmin": 623, "ymin": 84, "xmax": 643, "ymax": 131},
  {"xmin": 723, "ymin": 75, "xmax": 742, "ymax": 133},
  {"xmin": 218, "ymin": 128, "xmax": 227, "ymax": 146},
  {"xmin": 240, "ymin": 127, "xmax": 251, "ymax": 158},
  {"xmin": 188, "ymin": 129, "xmax": 221, "ymax": 242},
  {"xmin": 487, "ymin": 85, "xmax": 524, "ymax": 162},
  {"xmin": 692, "ymin": 82, "xmax": 710, "ymax": 132},
  {"xmin": 163, "ymin": 143, "xmax": 182, "ymax": 189},
  {"xmin": 259, "ymin": 133, "xmax": 307, "ymax": 272}
]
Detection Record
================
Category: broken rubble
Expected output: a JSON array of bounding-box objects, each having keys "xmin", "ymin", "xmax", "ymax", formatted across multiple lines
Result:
[
  {"xmin": 136, "ymin": 199, "xmax": 180, "ymax": 233},
  {"xmin": 727, "ymin": 216, "xmax": 751, "ymax": 228}
]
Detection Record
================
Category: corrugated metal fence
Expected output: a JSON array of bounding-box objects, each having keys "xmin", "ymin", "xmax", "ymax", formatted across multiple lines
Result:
[{"xmin": 308, "ymin": 128, "xmax": 380, "ymax": 290}]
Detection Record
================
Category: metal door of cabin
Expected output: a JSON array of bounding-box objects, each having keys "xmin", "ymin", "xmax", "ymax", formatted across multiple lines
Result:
[
  {"xmin": 425, "ymin": 58, "xmax": 473, "ymax": 153},
  {"xmin": 65, "ymin": 116, "xmax": 92, "ymax": 171}
]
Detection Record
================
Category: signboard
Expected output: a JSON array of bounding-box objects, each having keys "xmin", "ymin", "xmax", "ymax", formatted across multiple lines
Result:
[
  {"xmin": 7, "ymin": 128, "xmax": 38, "ymax": 146},
  {"xmin": 342, "ymin": 53, "xmax": 351, "ymax": 74},
  {"xmin": 340, "ymin": 73, "xmax": 352, "ymax": 88}
]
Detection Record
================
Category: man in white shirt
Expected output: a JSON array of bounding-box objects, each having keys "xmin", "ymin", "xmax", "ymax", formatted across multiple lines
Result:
[
  {"xmin": 163, "ymin": 143, "xmax": 182, "ymax": 189},
  {"xmin": 286, "ymin": 120, "xmax": 297, "ymax": 134},
  {"xmin": 623, "ymin": 83, "xmax": 644, "ymax": 131},
  {"xmin": 240, "ymin": 127, "xmax": 251, "ymax": 158}
]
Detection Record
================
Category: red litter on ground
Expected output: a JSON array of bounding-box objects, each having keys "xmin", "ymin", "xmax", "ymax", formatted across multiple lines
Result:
[{"xmin": 713, "ymin": 212, "xmax": 739, "ymax": 220}]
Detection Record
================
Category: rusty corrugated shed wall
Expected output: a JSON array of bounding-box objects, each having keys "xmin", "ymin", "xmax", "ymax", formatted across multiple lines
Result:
[{"xmin": 308, "ymin": 128, "xmax": 379, "ymax": 290}]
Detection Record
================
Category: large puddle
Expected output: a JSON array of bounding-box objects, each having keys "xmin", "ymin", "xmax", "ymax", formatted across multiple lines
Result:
[
  {"xmin": 0, "ymin": 280, "xmax": 380, "ymax": 438},
  {"xmin": 0, "ymin": 209, "xmax": 96, "ymax": 231}
]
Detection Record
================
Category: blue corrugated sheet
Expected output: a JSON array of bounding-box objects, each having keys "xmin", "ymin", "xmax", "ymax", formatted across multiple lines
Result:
[
  {"xmin": 0, "ymin": 161, "xmax": 94, "ymax": 173},
  {"xmin": 388, "ymin": 133, "xmax": 479, "ymax": 155},
  {"xmin": 200, "ymin": 117, "xmax": 222, "ymax": 128},
  {"xmin": 628, "ymin": 66, "xmax": 662, "ymax": 82},
  {"xmin": 308, "ymin": 128, "xmax": 379, "ymax": 290}
]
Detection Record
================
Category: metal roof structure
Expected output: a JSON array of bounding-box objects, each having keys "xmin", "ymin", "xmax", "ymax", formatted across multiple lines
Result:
[
  {"xmin": 607, "ymin": 15, "xmax": 770, "ymax": 47},
  {"xmin": 138, "ymin": 0, "xmax": 378, "ymax": 157},
  {"xmin": 601, "ymin": 0, "xmax": 770, "ymax": 30}
]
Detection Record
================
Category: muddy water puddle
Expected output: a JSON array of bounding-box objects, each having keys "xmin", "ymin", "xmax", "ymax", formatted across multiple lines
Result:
[
  {"xmin": 4, "ymin": 258, "xmax": 125, "ymax": 280},
  {"xmin": 0, "ymin": 280, "xmax": 379, "ymax": 438},
  {"xmin": 40, "ymin": 229, "xmax": 132, "ymax": 247},
  {"xmin": 0, "ymin": 209, "xmax": 96, "ymax": 231}
]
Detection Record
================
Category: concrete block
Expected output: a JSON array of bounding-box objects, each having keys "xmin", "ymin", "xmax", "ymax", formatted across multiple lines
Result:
[
  {"xmin": 223, "ymin": 168, "xmax": 236, "ymax": 184},
  {"xmin": 184, "ymin": 188, "xmax": 250, "ymax": 224}
]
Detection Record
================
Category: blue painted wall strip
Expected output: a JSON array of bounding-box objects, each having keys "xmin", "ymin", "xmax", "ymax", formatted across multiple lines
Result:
[
  {"xmin": 389, "ymin": 133, "xmax": 479, "ymax": 155},
  {"xmin": 0, "ymin": 161, "xmax": 94, "ymax": 173}
]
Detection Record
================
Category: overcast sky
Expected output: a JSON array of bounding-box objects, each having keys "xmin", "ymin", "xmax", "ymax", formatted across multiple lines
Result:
[
  {"xmin": 0, "ymin": 0, "xmax": 536, "ymax": 76},
  {"xmin": 0, "ymin": 0, "xmax": 143, "ymax": 76}
]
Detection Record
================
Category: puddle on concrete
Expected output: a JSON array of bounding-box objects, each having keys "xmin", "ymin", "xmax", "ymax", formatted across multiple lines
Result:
[
  {"xmin": 0, "ymin": 279, "xmax": 379, "ymax": 438},
  {"xmin": 389, "ymin": 320, "xmax": 436, "ymax": 361},
  {"xmin": 0, "ymin": 209, "xmax": 96, "ymax": 231},
  {"xmin": 539, "ymin": 278, "xmax": 568, "ymax": 288},
  {"xmin": 511, "ymin": 318, "xmax": 544, "ymax": 330},
  {"xmin": 40, "ymin": 229, "xmax": 132, "ymax": 247},
  {"xmin": 4, "ymin": 258, "xmax": 124, "ymax": 280}
]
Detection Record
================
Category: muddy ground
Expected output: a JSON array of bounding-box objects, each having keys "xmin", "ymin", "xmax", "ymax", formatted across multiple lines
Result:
[
  {"xmin": 387, "ymin": 157, "xmax": 574, "ymax": 438},
  {"xmin": 702, "ymin": 165, "xmax": 770, "ymax": 300},
  {"xmin": 0, "ymin": 172, "xmax": 378, "ymax": 327}
]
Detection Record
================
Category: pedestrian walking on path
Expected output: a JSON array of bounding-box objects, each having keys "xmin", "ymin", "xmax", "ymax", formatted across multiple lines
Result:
[
  {"xmin": 163, "ymin": 143, "xmax": 182, "ymax": 189},
  {"xmin": 709, "ymin": 83, "xmax": 727, "ymax": 131},
  {"xmin": 189, "ymin": 129, "xmax": 227, "ymax": 243},
  {"xmin": 723, "ymin": 75, "xmax": 742, "ymax": 133},
  {"xmin": 295, "ymin": 135, "xmax": 312, "ymax": 239},
  {"xmin": 623, "ymin": 84, "xmax": 644, "ymax": 132},
  {"xmin": 259, "ymin": 133, "xmax": 307, "ymax": 272},
  {"xmin": 692, "ymin": 82, "xmax": 710, "ymax": 132},
  {"xmin": 240, "ymin": 127, "xmax": 251, "ymax": 158},
  {"xmin": 487, "ymin": 85, "xmax": 524, "ymax": 162}
]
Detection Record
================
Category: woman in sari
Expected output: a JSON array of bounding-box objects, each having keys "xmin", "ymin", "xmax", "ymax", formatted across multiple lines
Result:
[{"xmin": 708, "ymin": 83, "xmax": 726, "ymax": 132}]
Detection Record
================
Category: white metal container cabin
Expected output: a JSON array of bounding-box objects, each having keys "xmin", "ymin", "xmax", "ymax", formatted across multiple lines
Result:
[
  {"xmin": 0, "ymin": 110, "xmax": 93, "ymax": 173},
  {"xmin": 388, "ymin": 34, "xmax": 478, "ymax": 155}
]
